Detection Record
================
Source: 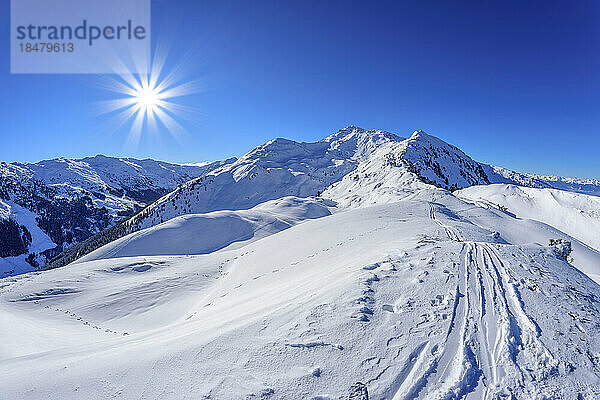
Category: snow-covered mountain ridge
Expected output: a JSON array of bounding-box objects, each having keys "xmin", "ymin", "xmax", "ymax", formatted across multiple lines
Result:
[
  {"xmin": 0, "ymin": 155, "xmax": 234, "ymax": 275},
  {"xmin": 113, "ymin": 127, "xmax": 600, "ymax": 226},
  {"xmin": 350, "ymin": 129, "xmax": 600, "ymax": 195},
  {"xmin": 42, "ymin": 126, "xmax": 600, "ymax": 272},
  {"xmin": 2, "ymin": 126, "xmax": 600, "ymax": 398},
  {"xmin": 458, "ymin": 184, "xmax": 600, "ymax": 255},
  {"xmin": 129, "ymin": 127, "xmax": 401, "ymax": 228},
  {"xmin": 42, "ymin": 127, "xmax": 402, "ymax": 269}
]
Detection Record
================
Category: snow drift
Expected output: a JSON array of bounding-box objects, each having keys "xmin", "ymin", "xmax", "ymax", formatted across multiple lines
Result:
[
  {"xmin": 458, "ymin": 184, "xmax": 600, "ymax": 252},
  {"xmin": 2, "ymin": 127, "xmax": 600, "ymax": 399},
  {"xmin": 79, "ymin": 197, "xmax": 333, "ymax": 261},
  {"xmin": 2, "ymin": 194, "xmax": 600, "ymax": 399}
]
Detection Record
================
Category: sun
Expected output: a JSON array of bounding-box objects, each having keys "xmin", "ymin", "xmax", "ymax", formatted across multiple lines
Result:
[
  {"xmin": 135, "ymin": 85, "xmax": 160, "ymax": 112},
  {"xmin": 94, "ymin": 47, "xmax": 204, "ymax": 148}
]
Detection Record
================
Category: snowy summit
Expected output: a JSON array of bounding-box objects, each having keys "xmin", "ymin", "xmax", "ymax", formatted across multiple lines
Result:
[{"xmin": 1, "ymin": 126, "xmax": 600, "ymax": 399}]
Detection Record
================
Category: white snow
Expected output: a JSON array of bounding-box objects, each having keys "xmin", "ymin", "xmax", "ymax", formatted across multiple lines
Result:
[
  {"xmin": 125, "ymin": 127, "xmax": 402, "ymax": 231},
  {"xmin": 79, "ymin": 196, "xmax": 334, "ymax": 261},
  {"xmin": 1, "ymin": 128, "xmax": 600, "ymax": 398},
  {"xmin": 458, "ymin": 184, "xmax": 600, "ymax": 252},
  {"xmin": 0, "ymin": 155, "xmax": 235, "ymax": 275},
  {"xmin": 2, "ymin": 187, "xmax": 600, "ymax": 399},
  {"xmin": 8, "ymin": 155, "xmax": 229, "ymax": 195},
  {"xmin": 457, "ymin": 184, "xmax": 600, "ymax": 282}
]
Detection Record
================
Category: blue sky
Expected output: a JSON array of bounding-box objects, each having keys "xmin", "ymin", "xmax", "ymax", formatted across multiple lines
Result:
[{"xmin": 0, "ymin": 1, "xmax": 598, "ymax": 178}]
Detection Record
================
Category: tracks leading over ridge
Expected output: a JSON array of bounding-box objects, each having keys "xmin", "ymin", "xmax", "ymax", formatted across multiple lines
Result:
[
  {"xmin": 429, "ymin": 204, "xmax": 464, "ymax": 242},
  {"xmin": 390, "ymin": 241, "xmax": 558, "ymax": 399},
  {"xmin": 387, "ymin": 205, "xmax": 560, "ymax": 399}
]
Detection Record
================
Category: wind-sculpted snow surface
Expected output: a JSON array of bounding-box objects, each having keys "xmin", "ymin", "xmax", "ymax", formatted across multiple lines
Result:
[
  {"xmin": 79, "ymin": 196, "xmax": 334, "ymax": 261},
  {"xmin": 1, "ymin": 194, "xmax": 600, "ymax": 399},
  {"xmin": 125, "ymin": 127, "xmax": 401, "ymax": 231},
  {"xmin": 458, "ymin": 184, "xmax": 600, "ymax": 252},
  {"xmin": 8, "ymin": 126, "xmax": 600, "ymax": 274},
  {"xmin": 3, "ymin": 126, "xmax": 600, "ymax": 397}
]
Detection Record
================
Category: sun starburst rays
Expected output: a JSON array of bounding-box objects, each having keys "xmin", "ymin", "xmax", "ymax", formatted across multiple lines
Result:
[{"xmin": 95, "ymin": 46, "xmax": 202, "ymax": 148}]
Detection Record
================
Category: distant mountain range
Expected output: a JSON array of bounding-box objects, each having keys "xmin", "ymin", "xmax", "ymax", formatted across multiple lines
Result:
[
  {"xmin": 1, "ymin": 126, "xmax": 599, "ymax": 276},
  {"xmin": 3, "ymin": 127, "xmax": 600, "ymax": 399},
  {"xmin": 0, "ymin": 155, "xmax": 235, "ymax": 275}
]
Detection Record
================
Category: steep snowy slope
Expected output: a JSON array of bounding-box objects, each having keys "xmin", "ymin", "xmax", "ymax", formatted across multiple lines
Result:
[
  {"xmin": 79, "ymin": 196, "xmax": 334, "ymax": 261},
  {"xmin": 457, "ymin": 184, "xmax": 600, "ymax": 252},
  {"xmin": 42, "ymin": 127, "xmax": 402, "ymax": 269},
  {"xmin": 321, "ymin": 139, "xmax": 600, "ymax": 282},
  {"xmin": 358, "ymin": 130, "xmax": 600, "ymax": 195},
  {"xmin": 0, "ymin": 156, "xmax": 233, "ymax": 275},
  {"xmin": 2, "ymin": 193, "xmax": 600, "ymax": 399},
  {"xmin": 41, "ymin": 127, "xmax": 600, "ymax": 273},
  {"xmin": 400, "ymin": 130, "xmax": 491, "ymax": 189},
  {"xmin": 126, "ymin": 126, "xmax": 401, "ymax": 230}
]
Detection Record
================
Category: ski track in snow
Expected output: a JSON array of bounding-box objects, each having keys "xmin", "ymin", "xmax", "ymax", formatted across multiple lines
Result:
[
  {"xmin": 1, "ymin": 196, "xmax": 600, "ymax": 399},
  {"xmin": 378, "ymin": 205, "xmax": 563, "ymax": 399}
]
